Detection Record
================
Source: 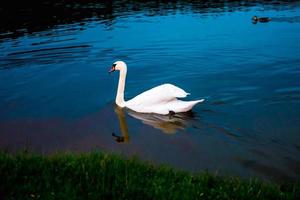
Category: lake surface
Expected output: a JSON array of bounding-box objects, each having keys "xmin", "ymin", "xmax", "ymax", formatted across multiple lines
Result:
[{"xmin": 1, "ymin": 0, "xmax": 300, "ymax": 181}]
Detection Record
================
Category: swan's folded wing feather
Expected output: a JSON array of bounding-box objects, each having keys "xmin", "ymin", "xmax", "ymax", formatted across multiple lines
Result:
[{"xmin": 165, "ymin": 83, "xmax": 190, "ymax": 98}]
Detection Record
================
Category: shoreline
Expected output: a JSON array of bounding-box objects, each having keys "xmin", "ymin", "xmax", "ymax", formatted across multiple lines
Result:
[{"xmin": 1, "ymin": 151, "xmax": 299, "ymax": 199}]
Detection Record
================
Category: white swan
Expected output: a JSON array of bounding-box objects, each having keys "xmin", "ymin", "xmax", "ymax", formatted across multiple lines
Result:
[{"xmin": 109, "ymin": 61, "xmax": 204, "ymax": 115}]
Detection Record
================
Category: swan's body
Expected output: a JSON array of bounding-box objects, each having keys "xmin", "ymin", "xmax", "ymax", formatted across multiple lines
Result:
[
  {"xmin": 125, "ymin": 84, "xmax": 203, "ymax": 114},
  {"xmin": 109, "ymin": 61, "xmax": 204, "ymax": 115}
]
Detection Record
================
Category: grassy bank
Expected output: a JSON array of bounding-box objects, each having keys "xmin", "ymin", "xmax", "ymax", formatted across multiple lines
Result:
[{"xmin": 0, "ymin": 152, "xmax": 299, "ymax": 200}]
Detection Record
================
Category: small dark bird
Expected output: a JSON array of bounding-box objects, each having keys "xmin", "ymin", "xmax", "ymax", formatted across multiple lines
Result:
[{"xmin": 252, "ymin": 16, "xmax": 271, "ymax": 23}]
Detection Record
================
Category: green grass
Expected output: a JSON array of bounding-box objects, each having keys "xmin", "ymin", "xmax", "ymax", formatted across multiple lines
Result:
[{"xmin": 0, "ymin": 151, "xmax": 299, "ymax": 200}]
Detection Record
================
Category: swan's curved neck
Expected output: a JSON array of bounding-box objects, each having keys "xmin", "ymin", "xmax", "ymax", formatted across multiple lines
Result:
[{"xmin": 116, "ymin": 66, "xmax": 127, "ymax": 107}]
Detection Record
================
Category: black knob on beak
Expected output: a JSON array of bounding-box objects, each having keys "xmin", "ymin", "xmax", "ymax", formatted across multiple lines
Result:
[{"xmin": 108, "ymin": 64, "xmax": 116, "ymax": 73}]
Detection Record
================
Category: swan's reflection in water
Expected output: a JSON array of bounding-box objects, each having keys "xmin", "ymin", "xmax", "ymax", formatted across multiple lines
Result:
[
  {"xmin": 113, "ymin": 105, "xmax": 195, "ymax": 142},
  {"xmin": 113, "ymin": 105, "xmax": 130, "ymax": 143}
]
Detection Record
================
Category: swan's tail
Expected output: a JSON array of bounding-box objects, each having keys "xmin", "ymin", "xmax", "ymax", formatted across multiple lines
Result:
[
  {"xmin": 169, "ymin": 99, "xmax": 205, "ymax": 113},
  {"xmin": 187, "ymin": 99, "xmax": 205, "ymax": 110},
  {"xmin": 194, "ymin": 99, "xmax": 205, "ymax": 104}
]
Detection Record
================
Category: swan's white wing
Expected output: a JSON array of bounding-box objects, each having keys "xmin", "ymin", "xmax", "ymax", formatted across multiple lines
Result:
[{"xmin": 125, "ymin": 83, "xmax": 189, "ymax": 108}]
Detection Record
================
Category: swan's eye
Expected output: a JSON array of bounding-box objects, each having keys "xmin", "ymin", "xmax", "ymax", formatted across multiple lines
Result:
[{"xmin": 112, "ymin": 64, "xmax": 117, "ymax": 67}]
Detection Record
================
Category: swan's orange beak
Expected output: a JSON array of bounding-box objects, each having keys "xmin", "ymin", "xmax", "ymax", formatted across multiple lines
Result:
[{"xmin": 108, "ymin": 65, "xmax": 115, "ymax": 73}]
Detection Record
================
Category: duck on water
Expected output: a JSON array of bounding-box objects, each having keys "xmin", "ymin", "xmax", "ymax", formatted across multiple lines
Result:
[{"xmin": 252, "ymin": 16, "xmax": 271, "ymax": 23}]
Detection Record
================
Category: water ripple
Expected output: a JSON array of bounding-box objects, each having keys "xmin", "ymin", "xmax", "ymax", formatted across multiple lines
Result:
[{"xmin": 0, "ymin": 44, "xmax": 91, "ymax": 69}]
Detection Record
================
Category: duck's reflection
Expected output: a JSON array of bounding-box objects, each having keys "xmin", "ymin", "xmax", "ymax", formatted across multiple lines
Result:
[{"xmin": 113, "ymin": 105, "xmax": 195, "ymax": 143}]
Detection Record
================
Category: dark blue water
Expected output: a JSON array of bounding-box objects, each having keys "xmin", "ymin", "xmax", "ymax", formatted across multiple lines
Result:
[{"xmin": 1, "ymin": 1, "xmax": 300, "ymax": 181}]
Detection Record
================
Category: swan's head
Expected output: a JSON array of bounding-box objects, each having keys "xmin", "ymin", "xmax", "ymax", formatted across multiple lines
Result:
[{"xmin": 109, "ymin": 61, "xmax": 127, "ymax": 73}]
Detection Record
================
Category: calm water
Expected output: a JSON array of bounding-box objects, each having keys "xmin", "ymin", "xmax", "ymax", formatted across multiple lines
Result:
[{"xmin": 1, "ymin": 1, "xmax": 300, "ymax": 181}]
